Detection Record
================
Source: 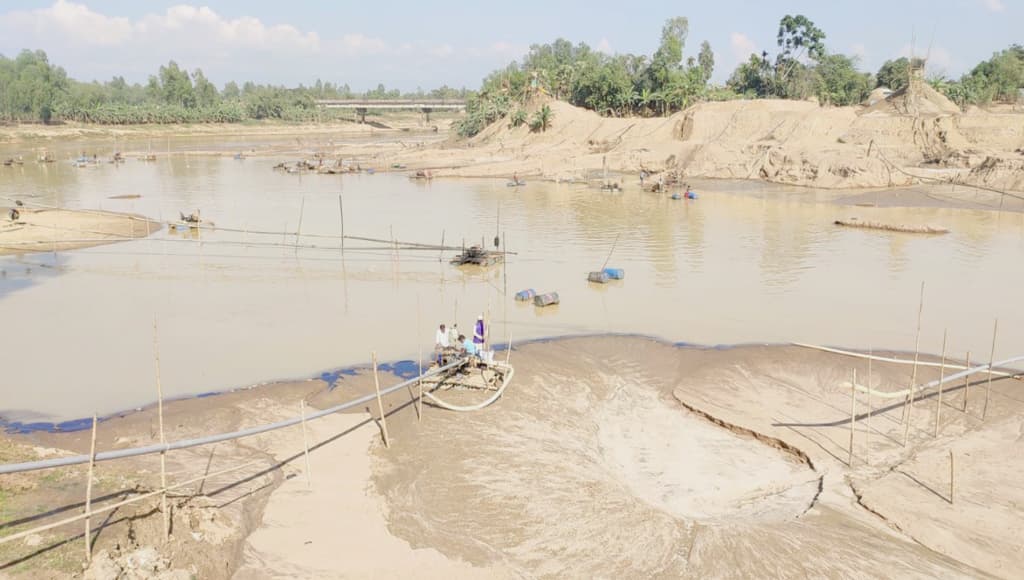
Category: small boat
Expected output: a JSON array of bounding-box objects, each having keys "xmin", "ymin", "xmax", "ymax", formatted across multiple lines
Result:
[
  {"xmin": 37, "ymin": 153, "xmax": 55, "ymax": 163},
  {"xmin": 507, "ymin": 180, "xmax": 526, "ymax": 187},
  {"xmin": 409, "ymin": 170, "xmax": 433, "ymax": 180},
  {"xmin": 141, "ymin": 154, "xmax": 157, "ymax": 162},
  {"xmin": 172, "ymin": 210, "xmax": 213, "ymax": 229}
]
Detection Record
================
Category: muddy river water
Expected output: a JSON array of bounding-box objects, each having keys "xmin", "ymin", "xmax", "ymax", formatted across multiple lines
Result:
[{"xmin": 1, "ymin": 136, "xmax": 1022, "ymax": 422}]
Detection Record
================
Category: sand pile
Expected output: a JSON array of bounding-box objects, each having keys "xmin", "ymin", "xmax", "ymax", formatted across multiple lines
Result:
[{"xmin": 398, "ymin": 93, "xmax": 1024, "ymax": 194}]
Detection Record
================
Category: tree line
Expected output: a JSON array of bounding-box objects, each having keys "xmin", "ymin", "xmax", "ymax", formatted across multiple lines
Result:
[
  {"xmin": 457, "ymin": 14, "xmax": 1024, "ymax": 136},
  {"xmin": 0, "ymin": 50, "xmax": 469, "ymax": 124}
]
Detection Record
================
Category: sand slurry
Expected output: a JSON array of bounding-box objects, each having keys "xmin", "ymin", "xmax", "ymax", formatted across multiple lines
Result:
[{"xmin": 2, "ymin": 337, "xmax": 1021, "ymax": 578}]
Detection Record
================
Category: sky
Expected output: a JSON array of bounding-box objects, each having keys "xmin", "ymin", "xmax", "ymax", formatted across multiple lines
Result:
[{"xmin": 0, "ymin": 0, "xmax": 1019, "ymax": 91}]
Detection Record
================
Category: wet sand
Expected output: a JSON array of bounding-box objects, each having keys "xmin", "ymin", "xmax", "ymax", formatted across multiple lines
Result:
[
  {"xmin": 2, "ymin": 337, "xmax": 1021, "ymax": 578},
  {"xmin": 0, "ymin": 208, "xmax": 159, "ymax": 256}
]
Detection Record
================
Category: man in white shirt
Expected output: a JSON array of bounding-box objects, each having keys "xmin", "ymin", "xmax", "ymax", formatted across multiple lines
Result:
[
  {"xmin": 435, "ymin": 323, "xmax": 450, "ymax": 365},
  {"xmin": 435, "ymin": 323, "xmax": 450, "ymax": 348}
]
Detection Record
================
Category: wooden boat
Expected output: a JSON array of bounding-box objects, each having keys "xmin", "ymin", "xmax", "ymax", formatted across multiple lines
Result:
[{"xmin": 834, "ymin": 218, "xmax": 949, "ymax": 235}]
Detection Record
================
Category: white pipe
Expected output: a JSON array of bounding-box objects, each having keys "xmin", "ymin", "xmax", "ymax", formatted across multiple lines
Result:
[
  {"xmin": 424, "ymin": 363, "xmax": 515, "ymax": 412},
  {"xmin": 793, "ymin": 343, "xmax": 1014, "ymax": 377}
]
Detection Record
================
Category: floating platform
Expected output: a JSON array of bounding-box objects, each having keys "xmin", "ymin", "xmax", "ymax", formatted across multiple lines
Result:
[{"xmin": 450, "ymin": 246, "xmax": 503, "ymax": 267}]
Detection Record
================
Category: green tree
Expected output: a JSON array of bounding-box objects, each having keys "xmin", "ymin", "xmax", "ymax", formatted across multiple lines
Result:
[
  {"xmin": 815, "ymin": 54, "xmax": 873, "ymax": 105},
  {"xmin": 646, "ymin": 17, "xmax": 689, "ymax": 92},
  {"xmin": 775, "ymin": 15, "xmax": 826, "ymax": 96},
  {"xmin": 192, "ymin": 68, "xmax": 219, "ymax": 108},
  {"xmin": 697, "ymin": 41, "xmax": 714, "ymax": 85},
  {"xmin": 530, "ymin": 104, "xmax": 553, "ymax": 132},
  {"xmin": 222, "ymin": 81, "xmax": 241, "ymax": 100},
  {"xmin": 158, "ymin": 61, "xmax": 195, "ymax": 107},
  {"xmin": 876, "ymin": 57, "xmax": 910, "ymax": 91}
]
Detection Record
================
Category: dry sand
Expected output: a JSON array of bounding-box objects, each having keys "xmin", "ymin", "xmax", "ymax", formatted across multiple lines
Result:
[
  {"xmin": 371, "ymin": 92, "xmax": 1024, "ymax": 197},
  {"xmin": 2, "ymin": 337, "xmax": 1021, "ymax": 578},
  {"xmin": 0, "ymin": 208, "xmax": 159, "ymax": 256}
]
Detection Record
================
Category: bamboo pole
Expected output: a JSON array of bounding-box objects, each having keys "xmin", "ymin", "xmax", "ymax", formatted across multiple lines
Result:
[
  {"xmin": 963, "ymin": 351, "xmax": 971, "ymax": 412},
  {"xmin": 417, "ymin": 296, "xmax": 423, "ymax": 422},
  {"xmin": 371, "ymin": 352, "xmax": 390, "ymax": 448},
  {"xmin": 0, "ymin": 459, "xmax": 263, "ymax": 547},
  {"xmin": 903, "ymin": 282, "xmax": 925, "ymax": 447},
  {"xmin": 439, "ymin": 230, "xmax": 445, "ymax": 262},
  {"xmin": 949, "ymin": 450, "xmax": 955, "ymax": 504},
  {"xmin": 300, "ymin": 400, "xmax": 311, "ymax": 488},
  {"xmin": 983, "ymin": 319, "xmax": 998, "ymax": 420},
  {"xmin": 935, "ymin": 329, "xmax": 948, "ymax": 437},
  {"xmin": 83, "ymin": 413, "xmax": 98, "ymax": 562},
  {"xmin": 295, "ymin": 196, "xmax": 306, "ymax": 252},
  {"xmin": 152, "ymin": 319, "xmax": 170, "ymax": 541},
  {"xmin": 866, "ymin": 349, "xmax": 872, "ymax": 465},
  {"xmin": 338, "ymin": 195, "xmax": 345, "ymax": 253},
  {"xmin": 506, "ymin": 333, "xmax": 514, "ymax": 365},
  {"xmin": 849, "ymin": 368, "xmax": 857, "ymax": 467}
]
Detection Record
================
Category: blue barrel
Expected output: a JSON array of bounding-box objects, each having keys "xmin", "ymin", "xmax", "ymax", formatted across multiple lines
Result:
[
  {"xmin": 602, "ymin": 268, "xmax": 624, "ymax": 280},
  {"xmin": 534, "ymin": 292, "xmax": 559, "ymax": 307},
  {"xmin": 515, "ymin": 288, "xmax": 537, "ymax": 301}
]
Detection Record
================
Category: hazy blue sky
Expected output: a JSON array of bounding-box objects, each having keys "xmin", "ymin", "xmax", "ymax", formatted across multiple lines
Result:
[{"xmin": 0, "ymin": 1, "xmax": 1018, "ymax": 90}]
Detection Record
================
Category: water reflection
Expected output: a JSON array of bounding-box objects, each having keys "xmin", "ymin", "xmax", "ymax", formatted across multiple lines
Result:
[{"xmin": 0, "ymin": 139, "xmax": 1022, "ymax": 421}]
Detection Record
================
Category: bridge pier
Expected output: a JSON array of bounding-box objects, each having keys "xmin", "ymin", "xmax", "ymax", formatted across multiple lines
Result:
[
  {"xmin": 421, "ymin": 107, "xmax": 433, "ymax": 123},
  {"xmin": 356, "ymin": 107, "xmax": 367, "ymax": 124}
]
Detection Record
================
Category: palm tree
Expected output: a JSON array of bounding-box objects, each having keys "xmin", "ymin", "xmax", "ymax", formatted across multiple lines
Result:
[{"xmin": 530, "ymin": 104, "xmax": 553, "ymax": 132}]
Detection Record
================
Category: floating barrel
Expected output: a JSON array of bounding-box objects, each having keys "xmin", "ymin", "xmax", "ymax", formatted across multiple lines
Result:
[
  {"xmin": 588, "ymin": 271, "xmax": 610, "ymax": 284},
  {"xmin": 670, "ymin": 192, "xmax": 682, "ymax": 200},
  {"xmin": 602, "ymin": 268, "xmax": 624, "ymax": 280},
  {"xmin": 515, "ymin": 288, "xmax": 537, "ymax": 301},
  {"xmin": 534, "ymin": 292, "xmax": 560, "ymax": 307}
]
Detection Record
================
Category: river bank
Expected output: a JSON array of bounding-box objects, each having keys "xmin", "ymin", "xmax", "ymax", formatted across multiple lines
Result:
[{"xmin": 1, "ymin": 337, "xmax": 1021, "ymax": 577}]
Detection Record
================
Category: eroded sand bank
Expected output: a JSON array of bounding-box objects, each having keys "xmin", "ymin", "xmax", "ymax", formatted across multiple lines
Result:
[{"xmin": 2, "ymin": 337, "xmax": 1021, "ymax": 578}]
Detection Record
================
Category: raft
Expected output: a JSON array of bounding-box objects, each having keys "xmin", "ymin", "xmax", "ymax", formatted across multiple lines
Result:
[{"xmin": 834, "ymin": 219, "xmax": 949, "ymax": 235}]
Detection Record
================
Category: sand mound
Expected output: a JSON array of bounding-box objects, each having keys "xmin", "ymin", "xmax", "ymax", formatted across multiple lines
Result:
[
  {"xmin": 863, "ymin": 82, "xmax": 961, "ymax": 116},
  {"xmin": 401, "ymin": 90, "xmax": 1024, "ymax": 194}
]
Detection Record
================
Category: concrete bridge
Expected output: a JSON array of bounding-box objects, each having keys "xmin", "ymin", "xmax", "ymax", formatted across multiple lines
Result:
[{"xmin": 315, "ymin": 99, "xmax": 466, "ymax": 122}]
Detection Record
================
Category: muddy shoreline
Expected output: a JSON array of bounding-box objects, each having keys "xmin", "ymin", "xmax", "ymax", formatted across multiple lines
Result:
[{"xmin": 2, "ymin": 337, "xmax": 1022, "ymax": 577}]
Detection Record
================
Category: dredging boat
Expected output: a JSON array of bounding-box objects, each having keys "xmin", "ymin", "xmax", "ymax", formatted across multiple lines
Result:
[{"xmin": 450, "ymin": 245, "xmax": 503, "ymax": 267}]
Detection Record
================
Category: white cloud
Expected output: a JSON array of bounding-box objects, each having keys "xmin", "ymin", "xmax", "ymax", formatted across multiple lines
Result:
[
  {"xmin": 2, "ymin": 0, "xmax": 132, "ymax": 46},
  {"xmin": 596, "ymin": 37, "xmax": 612, "ymax": 54},
  {"xmin": 0, "ymin": 1, "xmax": 526, "ymax": 89},
  {"xmin": 729, "ymin": 32, "xmax": 757, "ymax": 62},
  {"xmin": 979, "ymin": 0, "xmax": 1005, "ymax": 12},
  {"xmin": 1, "ymin": 1, "xmax": 322, "ymax": 53}
]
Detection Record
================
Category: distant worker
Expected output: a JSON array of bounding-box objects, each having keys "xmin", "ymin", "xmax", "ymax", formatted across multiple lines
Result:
[
  {"xmin": 474, "ymin": 315, "xmax": 485, "ymax": 348},
  {"xmin": 436, "ymin": 323, "xmax": 449, "ymax": 348},
  {"xmin": 448, "ymin": 323, "xmax": 460, "ymax": 347}
]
